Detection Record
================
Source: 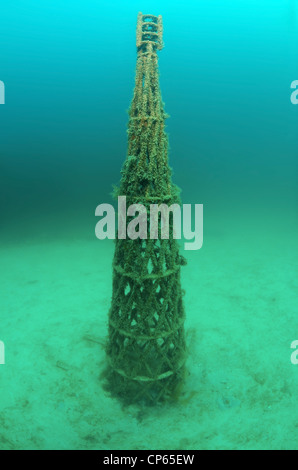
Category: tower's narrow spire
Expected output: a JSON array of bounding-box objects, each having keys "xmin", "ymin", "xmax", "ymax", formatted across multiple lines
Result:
[{"xmin": 104, "ymin": 13, "xmax": 187, "ymax": 405}]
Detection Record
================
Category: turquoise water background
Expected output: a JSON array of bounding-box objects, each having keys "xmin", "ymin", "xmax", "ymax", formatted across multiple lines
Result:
[
  {"xmin": 0, "ymin": 0, "xmax": 298, "ymax": 450},
  {"xmin": 1, "ymin": 0, "xmax": 297, "ymax": 234}
]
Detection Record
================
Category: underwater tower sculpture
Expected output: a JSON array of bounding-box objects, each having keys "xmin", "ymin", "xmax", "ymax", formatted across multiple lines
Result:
[{"xmin": 105, "ymin": 12, "xmax": 187, "ymax": 404}]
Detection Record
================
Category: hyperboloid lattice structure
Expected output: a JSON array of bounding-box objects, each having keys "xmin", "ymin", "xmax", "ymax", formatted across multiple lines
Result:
[{"xmin": 105, "ymin": 12, "xmax": 187, "ymax": 404}]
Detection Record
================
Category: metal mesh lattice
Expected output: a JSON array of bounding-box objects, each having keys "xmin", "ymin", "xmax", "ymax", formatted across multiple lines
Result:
[{"xmin": 104, "ymin": 13, "xmax": 187, "ymax": 404}]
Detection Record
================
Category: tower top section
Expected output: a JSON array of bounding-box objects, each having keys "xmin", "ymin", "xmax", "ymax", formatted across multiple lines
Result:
[{"xmin": 136, "ymin": 12, "xmax": 163, "ymax": 51}]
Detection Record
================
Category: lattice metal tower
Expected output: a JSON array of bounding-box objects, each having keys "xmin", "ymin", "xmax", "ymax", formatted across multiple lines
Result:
[{"xmin": 105, "ymin": 12, "xmax": 187, "ymax": 404}]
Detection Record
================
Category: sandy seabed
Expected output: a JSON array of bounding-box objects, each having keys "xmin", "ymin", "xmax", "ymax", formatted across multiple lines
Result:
[{"xmin": 0, "ymin": 212, "xmax": 298, "ymax": 450}]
